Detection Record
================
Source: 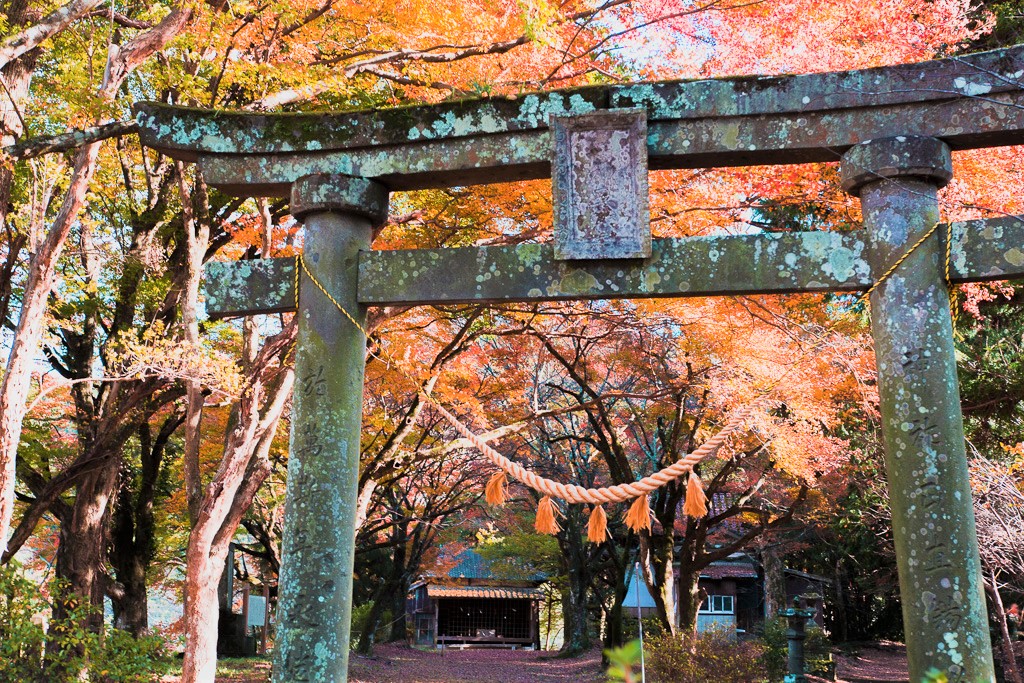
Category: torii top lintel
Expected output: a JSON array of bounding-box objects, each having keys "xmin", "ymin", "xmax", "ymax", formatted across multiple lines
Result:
[{"xmin": 136, "ymin": 45, "xmax": 1024, "ymax": 196}]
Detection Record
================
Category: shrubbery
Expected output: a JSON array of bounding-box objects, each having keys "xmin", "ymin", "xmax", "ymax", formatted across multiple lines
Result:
[
  {"xmin": 350, "ymin": 600, "xmax": 393, "ymax": 650},
  {"xmin": 644, "ymin": 628, "xmax": 768, "ymax": 683},
  {"xmin": 622, "ymin": 615, "xmax": 664, "ymax": 642},
  {"xmin": 0, "ymin": 562, "xmax": 169, "ymax": 682}
]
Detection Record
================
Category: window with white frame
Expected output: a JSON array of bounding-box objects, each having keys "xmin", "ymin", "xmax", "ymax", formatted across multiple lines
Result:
[{"xmin": 699, "ymin": 594, "xmax": 734, "ymax": 614}]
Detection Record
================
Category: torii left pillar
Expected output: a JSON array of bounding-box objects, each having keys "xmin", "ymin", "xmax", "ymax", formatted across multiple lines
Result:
[{"xmin": 274, "ymin": 174, "xmax": 389, "ymax": 683}]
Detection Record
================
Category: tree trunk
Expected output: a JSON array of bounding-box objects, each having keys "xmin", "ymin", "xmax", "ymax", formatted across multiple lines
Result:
[
  {"xmin": 831, "ymin": 558, "xmax": 849, "ymax": 642},
  {"xmin": 51, "ymin": 464, "xmax": 118, "ymax": 640},
  {"xmin": 561, "ymin": 563, "xmax": 591, "ymax": 655},
  {"xmin": 179, "ymin": 321, "xmax": 295, "ymax": 683},
  {"xmin": 642, "ymin": 531, "xmax": 678, "ymax": 636},
  {"xmin": 603, "ymin": 589, "xmax": 626, "ymax": 651},
  {"xmin": 0, "ymin": 142, "xmax": 100, "ymax": 556},
  {"xmin": 388, "ymin": 541, "xmax": 410, "ymax": 643},
  {"xmin": 109, "ymin": 468, "xmax": 151, "ymax": 635},
  {"xmin": 108, "ymin": 417, "xmax": 177, "ymax": 635},
  {"xmin": 677, "ymin": 566, "xmax": 702, "ymax": 638},
  {"xmin": 988, "ymin": 571, "xmax": 1023, "ymax": 683},
  {"xmin": 761, "ymin": 543, "xmax": 786, "ymax": 620},
  {"xmin": 110, "ymin": 550, "xmax": 148, "ymax": 635},
  {"xmin": 183, "ymin": 558, "xmax": 223, "ymax": 683},
  {"xmin": 357, "ymin": 586, "xmax": 391, "ymax": 654},
  {"xmin": 389, "ymin": 587, "xmax": 408, "ymax": 642},
  {"xmin": 109, "ymin": 492, "xmax": 150, "ymax": 635}
]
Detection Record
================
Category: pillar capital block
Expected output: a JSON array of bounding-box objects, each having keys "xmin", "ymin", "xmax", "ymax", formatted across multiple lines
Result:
[
  {"xmin": 290, "ymin": 173, "xmax": 389, "ymax": 225},
  {"xmin": 840, "ymin": 136, "xmax": 952, "ymax": 196}
]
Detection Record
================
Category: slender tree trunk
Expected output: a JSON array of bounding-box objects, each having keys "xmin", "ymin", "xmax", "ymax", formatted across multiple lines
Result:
[
  {"xmin": 0, "ymin": 142, "xmax": 99, "ymax": 555},
  {"xmin": 179, "ymin": 162, "xmax": 210, "ymax": 526},
  {"xmin": 677, "ymin": 566, "xmax": 702, "ymax": 638},
  {"xmin": 831, "ymin": 558, "xmax": 849, "ymax": 642},
  {"xmin": 988, "ymin": 570, "xmax": 1023, "ymax": 683},
  {"xmin": 561, "ymin": 560, "xmax": 590, "ymax": 655},
  {"xmin": 183, "ymin": 558, "xmax": 224, "ymax": 683},
  {"xmin": 545, "ymin": 589, "xmax": 554, "ymax": 650},
  {"xmin": 761, "ymin": 543, "xmax": 786, "ymax": 620},
  {"xmin": 179, "ymin": 326, "xmax": 295, "ymax": 683},
  {"xmin": 642, "ymin": 532, "xmax": 678, "ymax": 636}
]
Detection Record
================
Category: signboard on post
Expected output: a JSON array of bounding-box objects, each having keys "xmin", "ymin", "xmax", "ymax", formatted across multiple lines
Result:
[{"xmin": 247, "ymin": 595, "xmax": 267, "ymax": 628}]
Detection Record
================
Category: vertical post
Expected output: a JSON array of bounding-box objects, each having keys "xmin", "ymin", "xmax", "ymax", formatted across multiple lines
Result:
[
  {"xmin": 634, "ymin": 561, "xmax": 646, "ymax": 683},
  {"xmin": 273, "ymin": 174, "xmax": 389, "ymax": 683},
  {"xmin": 242, "ymin": 583, "xmax": 251, "ymax": 644},
  {"xmin": 262, "ymin": 583, "xmax": 270, "ymax": 655},
  {"xmin": 841, "ymin": 137, "xmax": 994, "ymax": 683}
]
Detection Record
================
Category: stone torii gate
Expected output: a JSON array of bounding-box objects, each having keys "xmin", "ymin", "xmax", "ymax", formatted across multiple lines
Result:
[{"xmin": 137, "ymin": 45, "xmax": 1024, "ymax": 682}]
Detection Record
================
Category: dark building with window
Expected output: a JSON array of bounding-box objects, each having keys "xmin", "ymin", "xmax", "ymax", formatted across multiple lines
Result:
[
  {"xmin": 408, "ymin": 549, "xmax": 544, "ymax": 649},
  {"xmin": 698, "ymin": 558, "xmax": 763, "ymax": 634},
  {"xmin": 627, "ymin": 555, "xmax": 830, "ymax": 634}
]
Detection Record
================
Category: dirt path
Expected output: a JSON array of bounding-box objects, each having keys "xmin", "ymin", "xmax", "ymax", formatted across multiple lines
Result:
[
  {"xmin": 171, "ymin": 639, "xmax": 1024, "ymax": 682},
  {"xmin": 835, "ymin": 642, "xmax": 910, "ymax": 682},
  {"xmin": 348, "ymin": 644, "xmax": 605, "ymax": 683}
]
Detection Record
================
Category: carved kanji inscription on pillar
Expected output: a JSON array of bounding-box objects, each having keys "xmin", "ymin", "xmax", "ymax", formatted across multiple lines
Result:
[{"xmin": 551, "ymin": 109, "xmax": 650, "ymax": 260}]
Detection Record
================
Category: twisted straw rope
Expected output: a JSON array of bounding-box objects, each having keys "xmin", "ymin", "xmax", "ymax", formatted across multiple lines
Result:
[
  {"xmin": 291, "ymin": 213, "xmax": 953, "ymax": 506},
  {"xmin": 433, "ymin": 401, "xmax": 754, "ymax": 504},
  {"xmin": 294, "ymin": 255, "xmax": 754, "ymax": 505}
]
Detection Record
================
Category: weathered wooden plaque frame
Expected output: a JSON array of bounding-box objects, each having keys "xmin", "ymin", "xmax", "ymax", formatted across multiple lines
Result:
[
  {"xmin": 551, "ymin": 108, "xmax": 650, "ymax": 260},
  {"xmin": 134, "ymin": 44, "xmax": 1024, "ymax": 683}
]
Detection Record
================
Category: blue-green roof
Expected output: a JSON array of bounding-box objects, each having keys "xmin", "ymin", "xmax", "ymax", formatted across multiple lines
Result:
[{"xmin": 444, "ymin": 549, "xmax": 546, "ymax": 582}]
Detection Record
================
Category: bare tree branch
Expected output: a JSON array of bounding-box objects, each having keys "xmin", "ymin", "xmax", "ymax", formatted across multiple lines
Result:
[{"xmin": 5, "ymin": 120, "xmax": 138, "ymax": 161}]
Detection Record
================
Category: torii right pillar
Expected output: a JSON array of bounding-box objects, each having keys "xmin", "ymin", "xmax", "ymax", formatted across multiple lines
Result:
[{"xmin": 841, "ymin": 136, "xmax": 995, "ymax": 682}]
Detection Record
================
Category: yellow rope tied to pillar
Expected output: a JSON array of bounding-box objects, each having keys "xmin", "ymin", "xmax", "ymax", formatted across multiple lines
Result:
[
  {"xmin": 945, "ymin": 220, "xmax": 961, "ymax": 333},
  {"xmin": 862, "ymin": 222, "xmax": 940, "ymax": 301}
]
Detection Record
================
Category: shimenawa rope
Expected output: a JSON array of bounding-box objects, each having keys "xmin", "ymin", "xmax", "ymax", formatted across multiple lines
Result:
[{"xmin": 287, "ymin": 219, "xmax": 958, "ymax": 539}]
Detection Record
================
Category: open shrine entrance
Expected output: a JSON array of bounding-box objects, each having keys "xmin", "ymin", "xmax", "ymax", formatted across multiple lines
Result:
[{"xmin": 136, "ymin": 45, "xmax": 1024, "ymax": 682}]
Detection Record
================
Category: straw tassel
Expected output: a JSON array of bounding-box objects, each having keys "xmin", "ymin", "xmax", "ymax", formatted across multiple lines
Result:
[
  {"xmin": 484, "ymin": 471, "xmax": 508, "ymax": 506},
  {"xmin": 625, "ymin": 495, "xmax": 652, "ymax": 532},
  {"xmin": 683, "ymin": 472, "xmax": 708, "ymax": 518},
  {"xmin": 587, "ymin": 505, "xmax": 608, "ymax": 543},
  {"xmin": 534, "ymin": 496, "xmax": 561, "ymax": 534}
]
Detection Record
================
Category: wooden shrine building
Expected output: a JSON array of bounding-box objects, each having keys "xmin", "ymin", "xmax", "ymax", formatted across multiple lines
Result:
[{"xmin": 408, "ymin": 549, "xmax": 544, "ymax": 649}]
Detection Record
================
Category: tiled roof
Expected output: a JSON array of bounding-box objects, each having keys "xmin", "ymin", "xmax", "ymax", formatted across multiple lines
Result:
[
  {"xmin": 701, "ymin": 561, "xmax": 758, "ymax": 580},
  {"xmin": 427, "ymin": 585, "xmax": 545, "ymax": 600}
]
